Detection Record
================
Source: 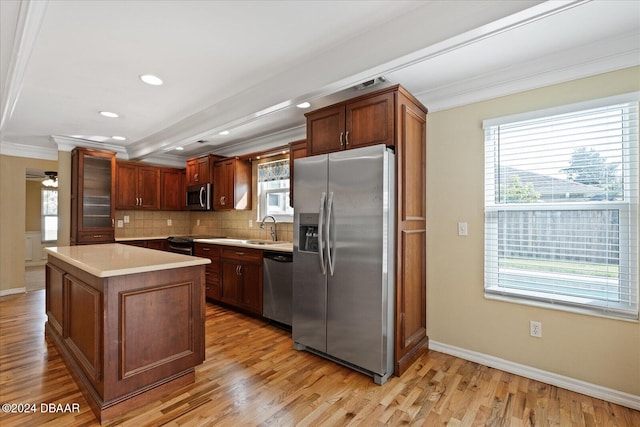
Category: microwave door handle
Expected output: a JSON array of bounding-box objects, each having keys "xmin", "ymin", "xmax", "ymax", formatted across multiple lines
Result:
[
  {"xmin": 199, "ymin": 186, "xmax": 205, "ymax": 208},
  {"xmin": 326, "ymin": 192, "xmax": 336, "ymax": 276},
  {"xmin": 318, "ymin": 192, "xmax": 326, "ymax": 276}
]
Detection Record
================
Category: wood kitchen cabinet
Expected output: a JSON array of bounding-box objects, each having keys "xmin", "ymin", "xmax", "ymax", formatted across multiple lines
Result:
[
  {"xmin": 194, "ymin": 243, "xmax": 221, "ymax": 301},
  {"xmin": 306, "ymin": 90, "xmax": 394, "ymax": 155},
  {"xmin": 213, "ymin": 158, "xmax": 252, "ymax": 210},
  {"xmin": 186, "ymin": 154, "xmax": 222, "ymax": 186},
  {"xmin": 220, "ymin": 247, "xmax": 262, "ymax": 315},
  {"xmin": 288, "ymin": 139, "xmax": 307, "ymax": 208},
  {"xmin": 160, "ymin": 167, "xmax": 186, "ymax": 210},
  {"xmin": 303, "ymin": 84, "xmax": 429, "ymax": 377},
  {"xmin": 71, "ymin": 147, "xmax": 116, "ymax": 245},
  {"xmin": 115, "ymin": 161, "xmax": 160, "ymax": 209}
]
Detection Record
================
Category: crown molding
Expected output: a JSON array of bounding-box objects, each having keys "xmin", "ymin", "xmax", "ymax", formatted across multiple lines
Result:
[
  {"xmin": 0, "ymin": 139, "xmax": 57, "ymax": 160},
  {"xmin": 0, "ymin": 0, "xmax": 49, "ymax": 133},
  {"xmin": 50, "ymin": 135, "xmax": 128, "ymax": 157},
  {"xmin": 209, "ymin": 125, "xmax": 306, "ymax": 158},
  {"xmin": 419, "ymin": 31, "xmax": 640, "ymax": 112}
]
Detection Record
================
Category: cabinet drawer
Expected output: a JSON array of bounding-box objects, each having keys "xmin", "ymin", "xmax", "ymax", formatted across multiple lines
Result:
[
  {"xmin": 77, "ymin": 231, "xmax": 114, "ymax": 244},
  {"xmin": 221, "ymin": 247, "xmax": 262, "ymax": 263},
  {"xmin": 194, "ymin": 244, "xmax": 220, "ymax": 257}
]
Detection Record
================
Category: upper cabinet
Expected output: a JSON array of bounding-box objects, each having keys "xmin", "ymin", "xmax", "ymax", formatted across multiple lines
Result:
[
  {"xmin": 306, "ymin": 90, "xmax": 394, "ymax": 156},
  {"xmin": 186, "ymin": 154, "xmax": 221, "ymax": 186},
  {"xmin": 213, "ymin": 158, "xmax": 252, "ymax": 211},
  {"xmin": 71, "ymin": 147, "xmax": 116, "ymax": 245},
  {"xmin": 288, "ymin": 139, "xmax": 307, "ymax": 208},
  {"xmin": 115, "ymin": 161, "xmax": 161, "ymax": 210},
  {"xmin": 160, "ymin": 168, "xmax": 185, "ymax": 210}
]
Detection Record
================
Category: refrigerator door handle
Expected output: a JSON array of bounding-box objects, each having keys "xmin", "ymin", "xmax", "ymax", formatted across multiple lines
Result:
[
  {"xmin": 326, "ymin": 191, "xmax": 336, "ymax": 276},
  {"xmin": 318, "ymin": 192, "xmax": 327, "ymax": 276}
]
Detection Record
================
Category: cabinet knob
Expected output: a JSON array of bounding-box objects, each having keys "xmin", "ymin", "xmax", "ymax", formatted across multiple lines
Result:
[
  {"xmin": 220, "ymin": 196, "xmax": 226, "ymax": 205},
  {"xmin": 194, "ymin": 173, "xmax": 199, "ymax": 182}
]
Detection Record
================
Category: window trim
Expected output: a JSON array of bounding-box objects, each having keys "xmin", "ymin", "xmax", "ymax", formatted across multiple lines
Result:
[
  {"xmin": 41, "ymin": 188, "xmax": 58, "ymax": 242},
  {"xmin": 256, "ymin": 158, "xmax": 293, "ymax": 223},
  {"xmin": 483, "ymin": 93, "xmax": 639, "ymax": 321}
]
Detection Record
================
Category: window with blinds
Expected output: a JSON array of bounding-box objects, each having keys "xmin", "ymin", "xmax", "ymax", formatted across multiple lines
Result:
[
  {"xmin": 483, "ymin": 93, "xmax": 639, "ymax": 320},
  {"xmin": 257, "ymin": 159, "xmax": 293, "ymax": 222}
]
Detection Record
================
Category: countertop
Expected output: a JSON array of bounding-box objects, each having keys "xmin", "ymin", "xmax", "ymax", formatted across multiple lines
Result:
[
  {"xmin": 194, "ymin": 238, "xmax": 293, "ymax": 253},
  {"xmin": 45, "ymin": 244, "xmax": 210, "ymax": 278}
]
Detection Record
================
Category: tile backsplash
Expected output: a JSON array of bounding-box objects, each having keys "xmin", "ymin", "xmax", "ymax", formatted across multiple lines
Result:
[
  {"xmin": 115, "ymin": 209, "xmax": 292, "ymax": 242},
  {"xmin": 114, "ymin": 210, "xmax": 190, "ymax": 238}
]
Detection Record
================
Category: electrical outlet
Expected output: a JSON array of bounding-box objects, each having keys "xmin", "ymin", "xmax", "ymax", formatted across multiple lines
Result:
[
  {"xmin": 167, "ymin": 219, "xmax": 172, "ymax": 226},
  {"xmin": 530, "ymin": 320, "xmax": 542, "ymax": 337},
  {"xmin": 124, "ymin": 215, "xmax": 130, "ymax": 224},
  {"xmin": 457, "ymin": 222, "xmax": 468, "ymax": 236},
  {"xmin": 249, "ymin": 220, "xmax": 253, "ymax": 228},
  {"xmin": 117, "ymin": 220, "xmax": 124, "ymax": 228}
]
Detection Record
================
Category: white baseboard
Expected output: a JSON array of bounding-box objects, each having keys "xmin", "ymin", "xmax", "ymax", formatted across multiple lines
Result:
[
  {"xmin": 0, "ymin": 287, "xmax": 27, "ymax": 297},
  {"xmin": 429, "ymin": 340, "xmax": 640, "ymax": 411}
]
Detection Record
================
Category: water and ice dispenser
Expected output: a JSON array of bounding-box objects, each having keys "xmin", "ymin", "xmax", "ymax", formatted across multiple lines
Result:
[{"xmin": 298, "ymin": 213, "xmax": 319, "ymax": 253}]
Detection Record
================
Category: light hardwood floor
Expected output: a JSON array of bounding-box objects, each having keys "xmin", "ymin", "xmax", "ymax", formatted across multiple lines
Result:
[{"xmin": 0, "ymin": 289, "xmax": 638, "ymax": 426}]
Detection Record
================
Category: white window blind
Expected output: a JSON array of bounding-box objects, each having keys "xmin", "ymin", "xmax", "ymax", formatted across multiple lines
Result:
[
  {"xmin": 484, "ymin": 94, "xmax": 639, "ymax": 320},
  {"xmin": 257, "ymin": 159, "xmax": 293, "ymax": 222}
]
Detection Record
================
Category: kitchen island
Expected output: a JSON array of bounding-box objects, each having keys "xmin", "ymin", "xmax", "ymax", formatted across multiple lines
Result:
[{"xmin": 44, "ymin": 244, "xmax": 210, "ymax": 423}]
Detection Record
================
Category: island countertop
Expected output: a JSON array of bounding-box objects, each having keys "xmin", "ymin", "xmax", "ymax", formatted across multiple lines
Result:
[{"xmin": 45, "ymin": 243, "xmax": 210, "ymax": 278}]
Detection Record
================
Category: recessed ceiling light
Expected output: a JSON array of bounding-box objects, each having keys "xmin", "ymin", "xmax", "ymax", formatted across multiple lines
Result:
[
  {"xmin": 140, "ymin": 74, "xmax": 163, "ymax": 86},
  {"xmin": 112, "ymin": 136, "xmax": 126, "ymax": 141},
  {"xmin": 296, "ymin": 102, "xmax": 311, "ymax": 109},
  {"xmin": 219, "ymin": 130, "xmax": 230, "ymax": 135},
  {"xmin": 175, "ymin": 146, "xmax": 184, "ymax": 151},
  {"xmin": 100, "ymin": 111, "xmax": 119, "ymax": 118}
]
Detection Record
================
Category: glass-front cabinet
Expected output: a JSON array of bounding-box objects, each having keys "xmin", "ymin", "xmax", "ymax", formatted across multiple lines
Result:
[{"xmin": 71, "ymin": 147, "xmax": 116, "ymax": 244}]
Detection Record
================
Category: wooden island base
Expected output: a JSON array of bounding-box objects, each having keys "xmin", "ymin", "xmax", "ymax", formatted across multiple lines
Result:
[
  {"xmin": 47, "ymin": 323, "xmax": 196, "ymax": 423},
  {"xmin": 44, "ymin": 244, "xmax": 209, "ymax": 424}
]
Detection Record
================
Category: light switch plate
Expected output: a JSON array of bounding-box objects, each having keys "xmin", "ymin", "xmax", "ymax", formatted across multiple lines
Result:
[{"xmin": 458, "ymin": 222, "xmax": 468, "ymax": 236}]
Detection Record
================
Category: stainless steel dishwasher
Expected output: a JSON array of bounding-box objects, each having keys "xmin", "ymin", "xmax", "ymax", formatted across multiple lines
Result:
[{"xmin": 263, "ymin": 250, "xmax": 293, "ymax": 327}]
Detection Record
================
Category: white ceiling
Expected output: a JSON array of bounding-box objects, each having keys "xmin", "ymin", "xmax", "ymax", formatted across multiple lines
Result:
[{"xmin": 1, "ymin": 0, "xmax": 639, "ymax": 167}]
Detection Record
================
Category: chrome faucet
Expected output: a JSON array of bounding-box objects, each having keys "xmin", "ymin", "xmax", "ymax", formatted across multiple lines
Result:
[{"xmin": 260, "ymin": 215, "xmax": 277, "ymax": 241}]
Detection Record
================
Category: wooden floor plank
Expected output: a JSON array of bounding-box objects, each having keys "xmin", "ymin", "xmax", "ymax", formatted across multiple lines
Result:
[{"xmin": 1, "ymin": 290, "xmax": 638, "ymax": 426}]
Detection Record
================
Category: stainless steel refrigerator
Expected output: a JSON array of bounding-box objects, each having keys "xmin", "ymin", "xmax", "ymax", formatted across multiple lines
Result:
[{"xmin": 292, "ymin": 144, "xmax": 395, "ymax": 385}]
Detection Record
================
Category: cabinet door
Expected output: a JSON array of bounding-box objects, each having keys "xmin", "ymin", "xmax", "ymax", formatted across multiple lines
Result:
[
  {"xmin": 137, "ymin": 166, "xmax": 160, "ymax": 209},
  {"xmin": 72, "ymin": 148, "xmax": 115, "ymax": 244},
  {"xmin": 186, "ymin": 158, "xmax": 198, "ymax": 186},
  {"xmin": 345, "ymin": 91, "xmax": 395, "ymax": 149},
  {"xmin": 306, "ymin": 105, "xmax": 345, "ymax": 155},
  {"xmin": 46, "ymin": 263, "xmax": 65, "ymax": 335},
  {"xmin": 240, "ymin": 262, "xmax": 262, "ymax": 315},
  {"xmin": 221, "ymin": 260, "xmax": 241, "ymax": 305},
  {"xmin": 115, "ymin": 162, "xmax": 138, "ymax": 209},
  {"xmin": 213, "ymin": 160, "xmax": 229, "ymax": 210},
  {"xmin": 161, "ymin": 168, "xmax": 185, "ymax": 210},
  {"xmin": 289, "ymin": 139, "xmax": 307, "ymax": 207}
]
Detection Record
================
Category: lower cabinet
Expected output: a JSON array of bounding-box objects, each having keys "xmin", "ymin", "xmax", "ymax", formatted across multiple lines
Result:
[
  {"xmin": 194, "ymin": 243, "xmax": 221, "ymax": 300},
  {"xmin": 194, "ymin": 243, "xmax": 263, "ymax": 316},
  {"xmin": 220, "ymin": 247, "xmax": 263, "ymax": 315}
]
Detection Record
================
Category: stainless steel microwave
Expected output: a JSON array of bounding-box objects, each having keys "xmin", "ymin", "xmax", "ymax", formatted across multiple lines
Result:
[{"xmin": 186, "ymin": 183, "xmax": 212, "ymax": 210}]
